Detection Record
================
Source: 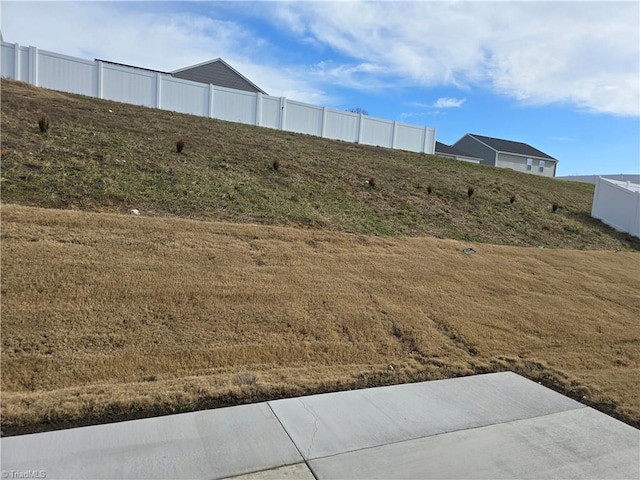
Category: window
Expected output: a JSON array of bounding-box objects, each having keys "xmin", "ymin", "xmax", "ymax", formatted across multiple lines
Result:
[
  {"xmin": 526, "ymin": 158, "xmax": 532, "ymax": 171},
  {"xmin": 539, "ymin": 160, "xmax": 545, "ymax": 173}
]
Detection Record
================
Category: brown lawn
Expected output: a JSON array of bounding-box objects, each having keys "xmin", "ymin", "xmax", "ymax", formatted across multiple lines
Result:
[{"xmin": 1, "ymin": 204, "xmax": 639, "ymax": 435}]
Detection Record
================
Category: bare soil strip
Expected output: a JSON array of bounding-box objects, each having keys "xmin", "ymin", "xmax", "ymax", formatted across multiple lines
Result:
[{"xmin": 2, "ymin": 204, "xmax": 638, "ymax": 435}]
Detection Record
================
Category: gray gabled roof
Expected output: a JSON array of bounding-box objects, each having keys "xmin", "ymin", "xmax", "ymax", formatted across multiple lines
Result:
[
  {"xmin": 171, "ymin": 58, "xmax": 267, "ymax": 94},
  {"xmin": 435, "ymin": 141, "xmax": 481, "ymax": 159},
  {"xmin": 467, "ymin": 134, "xmax": 556, "ymax": 161},
  {"xmin": 95, "ymin": 57, "xmax": 266, "ymax": 95}
]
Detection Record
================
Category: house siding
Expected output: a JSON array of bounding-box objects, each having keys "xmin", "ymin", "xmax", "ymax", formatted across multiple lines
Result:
[
  {"xmin": 172, "ymin": 62, "xmax": 261, "ymax": 93},
  {"xmin": 437, "ymin": 153, "xmax": 481, "ymax": 164},
  {"xmin": 496, "ymin": 153, "xmax": 556, "ymax": 177},
  {"xmin": 452, "ymin": 136, "xmax": 496, "ymax": 166}
]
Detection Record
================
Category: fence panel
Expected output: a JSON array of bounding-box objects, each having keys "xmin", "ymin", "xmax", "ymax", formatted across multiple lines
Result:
[
  {"xmin": 161, "ymin": 76, "xmax": 209, "ymax": 117},
  {"xmin": 19, "ymin": 47, "xmax": 30, "ymax": 81},
  {"xmin": 284, "ymin": 100, "xmax": 323, "ymax": 136},
  {"xmin": 260, "ymin": 95, "xmax": 281, "ymax": 129},
  {"xmin": 324, "ymin": 109, "xmax": 359, "ymax": 142},
  {"xmin": 38, "ymin": 49, "xmax": 98, "ymax": 97},
  {"xmin": 360, "ymin": 117, "xmax": 394, "ymax": 148},
  {"xmin": 592, "ymin": 177, "xmax": 640, "ymax": 238},
  {"xmin": 395, "ymin": 122, "xmax": 425, "ymax": 153},
  {"xmin": 212, "ymin": 86, "xmax": 256, "ymax": 124},
  {"xmin": 102, "ymin": 63, "xmax": 156, "ymax": 107},
  {"xmin": 1, "ymin": 43, "xmax": 16, "ymax": 78}
]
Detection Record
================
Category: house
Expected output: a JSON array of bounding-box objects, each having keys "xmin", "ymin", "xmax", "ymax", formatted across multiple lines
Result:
[
  {"xmin": 435, "ymin": 141, "xmax": 482, "ymax": 164},
  {"xmin": 171, "ymin": 59, "xmax": 267, "ymax": 94},
  {"xmin": 453, "ymin": 134, "xmax": 558, "ymax": 177},
  {"xmin": 96, "ymin": 58, "xmax": 266, "ymax": 94}
]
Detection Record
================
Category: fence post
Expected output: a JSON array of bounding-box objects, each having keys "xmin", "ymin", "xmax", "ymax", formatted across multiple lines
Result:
[
  {"xmin": 391, "ymin": 121, "xmax": 398, "ymax": 148},
  {"xmin": 97, "ymin": 61, "xmax": 104, "ymax": 99},
  {"xmin": 155, "ymin": 72, "xmax": 162, "ymax": 108},
  {"xmin": 13, "ymin": 43, "xmax": 20, "ymax": 81},
  {"xmin": 255, "ymin": 92, "xmax": 263, "ymax": 126},
  {"xmin": 634, "ymin": 189, "xmax": 640, "ymax": 238},
  {"xmin": 208, "ymin": 84, "xmax": 215, "ymax": 118},
  {"xmin": 28, "ymin": 46, "xmax": 38, "ymax": 86},
  {"xmin": 591, "ymin": 176, "xmax": 601, "ymax": 217},
  {"xmin": 357, "ymin": 113, "xmax": 364, "ymax": 143},
  {"xmin": 423, "ymin": 127, "xmax": 436, "ymax": 154},
  {"xmin": 422, "ymin": 127, "xmax": 429, "ymax": 153},
  {"xmin": 430, "ymin": 128, "xmax": 436, "ymax": 154},
  {"xmin": 321, "ymin": 106, "xmax": 328, "ymax": 138},
  {"xmin": 279, "ymin": 97, "xmax": 287, "ymax": 130}
]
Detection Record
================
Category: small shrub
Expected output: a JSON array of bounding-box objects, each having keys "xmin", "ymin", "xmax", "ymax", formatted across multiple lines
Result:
[
  {"xmin": 176, "ymin": 138, "xmax": 185, "ymax": 153},
  {"xmin": 467, "ymin": 186, "xmax": 474, "ymax": 198},
  {"xmin": 552, "ymin": 202, "xmax": 559, "ymax": 213},
  {"xmin": 427, "ymin": 185, "xmax": 433, "ymax": 195},
  {"xmin": 542, "ymin": 225, "xmax": 552, "ymax": 231},
  {"xmin": 38, "ymin": 115, "xmax": 49, "ymax": 133},
  {"xmin": 366, "ymin": 177, "xmax": 376, "ymax": 188},
  {"xmin": 510, "ymin": 195, "xmax": 516, "ymax": 204},
  {"xmin": 272, "ymin": 159, "xmax": 280, "ymax": 171}
]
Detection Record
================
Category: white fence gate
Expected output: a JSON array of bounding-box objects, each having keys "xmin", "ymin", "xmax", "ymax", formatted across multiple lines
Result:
[
  {"xmin": 591, "ymin": 177, "xmax": 640, "ymax": 238},
  {"xmin": 1, "ymin": 41, "xmax": 436, "ymax": 155}
]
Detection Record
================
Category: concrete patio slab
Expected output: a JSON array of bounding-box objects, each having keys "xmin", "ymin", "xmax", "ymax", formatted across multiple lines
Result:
[
  {"xmin": 308, "ymin": 407, "xmax": 640, "ymax": 479},
  {"xmin": 222, "ymin": 463, "xmax": 315, "ymax": 479},
  {"xmin": 1, "ymin": 403, "xmax": 302, "ymax": 480},
  {"xmin": 268, "ymin": 372, "xmax": 583, "ymax": 459},
  {"xmin": 2, "ymin": 372, "xmax": 638, "ymax": 480}
]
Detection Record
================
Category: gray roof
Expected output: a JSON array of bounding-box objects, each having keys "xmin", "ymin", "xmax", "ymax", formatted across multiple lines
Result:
[
  {"xmin": 466, "ymin": 134, "xmax": 556, "ymax": 161},
  {"xmin": 171, "ymin": 59, "xmax": 267, "ymax": 94},
  {"xmin": 435, "ymin": 141, "xmax": 480, "ymax": 159},
  {"xmin": 95, "ymin": 58, "xmax": 266, "ymax": 95},
  {"xmin": 95, "ymin": 59, "xmax": 168, "ymax": 75}
]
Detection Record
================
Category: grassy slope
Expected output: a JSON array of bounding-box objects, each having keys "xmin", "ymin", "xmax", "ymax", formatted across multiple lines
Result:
[
  {"xmin": 1, "ymin": 79, "xmax": 638, "ymax": 251},
  {"xmin": 1, "ymin": 80, "xmax": 639, "ymax": 434}
]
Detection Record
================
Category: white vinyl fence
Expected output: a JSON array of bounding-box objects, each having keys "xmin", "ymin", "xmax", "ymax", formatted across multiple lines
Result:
[
  {"xmin": 1, "ymin": 41, "xmax": 436, "ymax": 154},
  {"xmin": 591, "ymin": 177, "xmax": 640, "ymax": 238},
  {"xmin": 559, "ymin": 174, "xmax": 640, "ymax": 185}
]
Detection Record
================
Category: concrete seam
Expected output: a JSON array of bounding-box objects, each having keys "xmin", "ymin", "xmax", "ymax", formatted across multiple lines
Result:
[{"xmin": 266, "ymin": 401, "xmax": 319, "ymax": 480}]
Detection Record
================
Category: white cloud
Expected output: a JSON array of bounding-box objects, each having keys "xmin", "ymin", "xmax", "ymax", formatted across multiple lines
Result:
[
  {"xmin": 309, "ymin": 61, "xmax": 392, "ymax": 90},
  {"xmin": 2, "ymin": 2, "xmax": 638, "ymax": 116},
  {"xmin": 432, "ymin": 97, "xmax": 466, "ymax": 109},
  {"xmin": 273, "ymin": 1, "xmax": 640, "ymax": 116}
]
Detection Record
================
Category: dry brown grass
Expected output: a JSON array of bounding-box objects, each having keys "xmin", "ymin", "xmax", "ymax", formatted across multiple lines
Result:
[{"xmin": 2, "ymin": 204, "xmax": 639, "ymax": 435}]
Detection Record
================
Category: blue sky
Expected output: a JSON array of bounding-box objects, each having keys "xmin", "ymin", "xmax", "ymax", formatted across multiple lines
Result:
[{"xmin": 1, "ymin": 1, "xmax": 638, "ymax": 175}]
